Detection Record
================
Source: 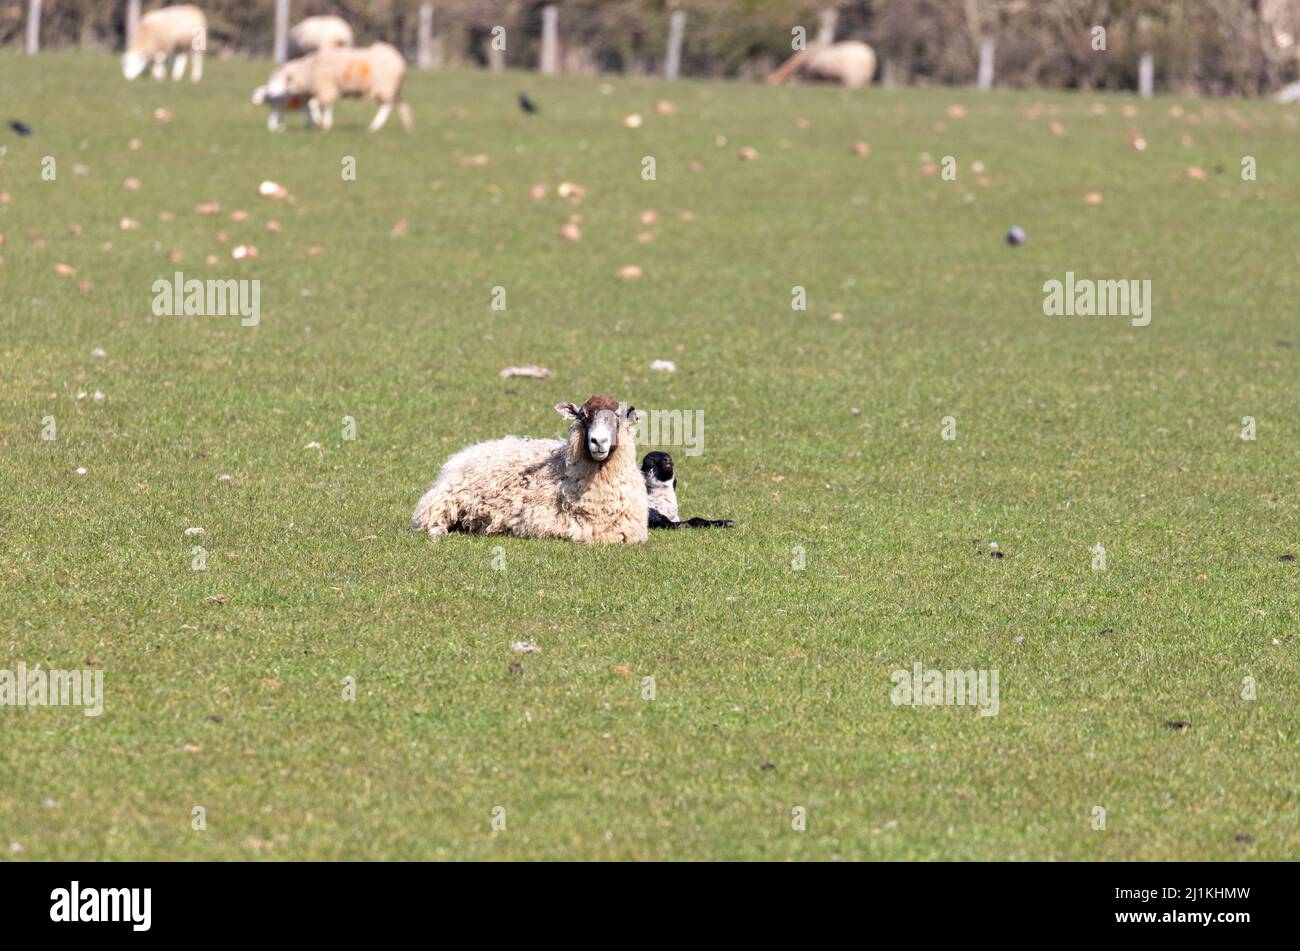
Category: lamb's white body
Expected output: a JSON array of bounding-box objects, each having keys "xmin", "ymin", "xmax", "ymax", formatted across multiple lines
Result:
[
  {"xmin": 289, "ymin": 15, "xmax": 354, "ymax": 56},
  {"xmin": 123, "ymin": 5, "xmax": 207, "ymax": 82},
  {"xmin": 412, "ymin": 421, "xmax": 648, "ymax": 544},
  {"xmin": 263, "ymin": 42, "xmax": 412, "ymax": 132},
  {"xmin": 646, "ymin": 476, "xmax": 678, "ymax": 522}
]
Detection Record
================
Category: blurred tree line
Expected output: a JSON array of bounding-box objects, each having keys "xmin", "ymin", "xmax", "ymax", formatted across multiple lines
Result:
[{"xmin": 4, "ymin": 0, "xmax": 1299, "ymax": 95}]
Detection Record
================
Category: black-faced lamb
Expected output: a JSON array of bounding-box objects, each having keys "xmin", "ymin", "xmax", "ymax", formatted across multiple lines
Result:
[{"xmin": 641, "ymin": 452, "xmax": 734, "ymax": 530}]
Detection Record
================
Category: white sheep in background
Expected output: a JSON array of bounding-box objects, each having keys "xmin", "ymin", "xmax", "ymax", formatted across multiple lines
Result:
[
  {"xmin": 288, "ymin": 15, "xmax": 355, "ymax": 57},
  {"xmin": 411, "ymin": 395, "xmax": 648, "ymax": 544},
  {"xmin": 123, "ymin": 5, "xmax": 207, "ymax": 82},
  {"xmin": 261, "ymin": 43, "xmax": 413, "ymax": 132},
  {"xmin": 767, "ymin": 40, "xmax": 877, "ymax": 90}
]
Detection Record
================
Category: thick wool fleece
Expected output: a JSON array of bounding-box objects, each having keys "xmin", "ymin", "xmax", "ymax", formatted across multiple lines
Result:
[
  {"xmin": 411, "ymin": 419, "xmax": 648, "ymax": 544},
  {"xmin": 289, "ymin": 16, "xmax": 354, "ymax": 57},
  {"xmin": 130, "ymin": 6, "xmax": 207, "ymax": 57},
  {"xmin": 645, "ymin": 478, "xmax": 678, "ymax": 521},
  {"xmin": 299, "ymin": 43, "xmax": 407, "ymax": 106},
  {"xmin": 806, "ymin": 41, "xmax": 877, "ymax": 88}
]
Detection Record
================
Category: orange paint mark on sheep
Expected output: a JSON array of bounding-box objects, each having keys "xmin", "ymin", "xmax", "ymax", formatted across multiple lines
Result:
[{"xmin": 341, "ymin": 60, "xmax": 372, "ymax": 92}]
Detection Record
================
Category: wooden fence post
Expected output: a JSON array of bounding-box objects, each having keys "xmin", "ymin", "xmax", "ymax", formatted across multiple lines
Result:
[
  {"xmin": 665, "ymin": 11, "xmax": 685, "ymax": 79},
  {"xmin": 1138, "ymin": 52, "xmax": 1154, "ymax": 98},
  {"xmin": 816, "ymin": 8, "xmax": 837, "ymax": 46},
  {"xmin": 417, "ymin": 3, "xmax": 434, "ymax": 68},
  {"xmin": 540, "ymin": 5, "xmax": 558, "ymax": 75},
  {"xmin": 25, "ymin": 0, "xmax": 42, "ymax": 54},
  {"xmin": 487, "ymin": 24, "xmax": 505, "ymax": 70},
  {"xmin": 126, "ymin": 0, "xmax": 141, "ymax": 48},
  {"xmin": 273, "ymin": 0, "xmax": 290, "ymax": 63},
  {"xmin": 977, "ymin": 38, "xmax": 994, "ymax": 91}
]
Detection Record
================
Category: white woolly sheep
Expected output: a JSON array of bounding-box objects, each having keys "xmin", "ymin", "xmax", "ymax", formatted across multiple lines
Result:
[
  {"xmin": 288, "ymin": 15, "xmax": 355, "ymax": 57},
  {"xmin": 123, "ymin": 5, "xmax": 207, "ymax": 82},
  {"xmin": 262, "ymin": 43, "xmax": 413, "ymax": 132},
  {"xmin": 411, "ymin": 395, "xmax": 648, "ymax": 544},
  {"xmin": 767, "ymin": 40, "xmax": 877, "ymax": 90}
]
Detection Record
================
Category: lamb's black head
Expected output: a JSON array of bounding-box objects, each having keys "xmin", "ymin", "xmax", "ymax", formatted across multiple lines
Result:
[
  {"xmin": 556, "ymin": 395, "xmax": 636, "ymax": 463},
  {"xmin": 641, "ymin": 451, "xmax": 675, "ymax": 488}
]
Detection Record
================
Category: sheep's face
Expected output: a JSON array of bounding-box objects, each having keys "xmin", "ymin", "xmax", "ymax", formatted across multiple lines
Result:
[
  {"xmin": 641, "ymin": 451, "xmax": 675, "ymax": 489},
  {"xmin": 556, "ymin": 395, "xmax": 636, "ymax": 464},
  {"xmin": 265, "ymin": 59, "xmax": 312, "ymax": 99},
  {"xmin": 122, "ymin": 51, "xmax": 149, "ymax": 80},
  {"xmin": 264, "ymin": 68, "xmax": 292, "ymax": 99}
]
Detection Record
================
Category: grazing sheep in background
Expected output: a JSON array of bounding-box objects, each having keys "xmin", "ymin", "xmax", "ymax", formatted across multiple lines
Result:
[
  {"xmin": 641, "ymin": 452, "xmax": 735, "ymax": 530},
  {"xmin": 288, "ymin": 15, "xmax": 355, "ymax": 57},
  {"xmin": 767, "ymin": 40, "xmax": 877, "ymax": 90},
  {"xmin": 411, "ymin": 396, "xmax": 648, "ymax": 544},
  {"xmin": 122, "ymin": 5, "xmax": 207, "ymax": 82},
  {"xmin": 262, "ymin": 43, "xmax": 413, "ymax": 132}
]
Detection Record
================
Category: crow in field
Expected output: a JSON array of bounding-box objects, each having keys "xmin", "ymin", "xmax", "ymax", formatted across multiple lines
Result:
[
  {"xmin": 9, "ymin": 120, "xmax": 32, "ymax": 136},
  {"xmin": 517, "ymin": 93, "xmax": 538, "ymax": 115}
]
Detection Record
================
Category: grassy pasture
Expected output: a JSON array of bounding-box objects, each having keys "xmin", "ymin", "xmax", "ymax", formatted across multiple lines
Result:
[{"xmin": 0, "ymin": 51, "xmax": 1297, "ymax": 860}]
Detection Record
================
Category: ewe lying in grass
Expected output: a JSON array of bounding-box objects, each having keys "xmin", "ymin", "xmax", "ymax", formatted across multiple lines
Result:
[{"xmin": 412, "ymin": 396, "xmax": 648, "ymax": 544}]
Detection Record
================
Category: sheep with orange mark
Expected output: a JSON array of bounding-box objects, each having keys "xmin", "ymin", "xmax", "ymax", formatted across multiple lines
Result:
[{"xmin": 260, "ymin": 43, "xmax": 412, "ymax": 132}]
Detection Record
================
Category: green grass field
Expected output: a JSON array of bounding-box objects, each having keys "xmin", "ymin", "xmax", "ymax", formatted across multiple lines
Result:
[{"xmin": 1, "ymin": 51, "xmax": 1297, "ymax": 860}]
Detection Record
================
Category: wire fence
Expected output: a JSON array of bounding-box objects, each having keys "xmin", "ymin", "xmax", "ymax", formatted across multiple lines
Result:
[{"xmin": 5, "ymin": 1, "xmax": 1300, "ymax": 97}]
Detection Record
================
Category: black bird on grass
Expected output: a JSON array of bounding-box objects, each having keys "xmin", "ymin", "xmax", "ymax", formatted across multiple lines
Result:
[
  {"xmin": 9, "ymin": 120, "xmax": 32, "ymax": 137},
  {"xmin": 517, "ymin": 93, "xmax": 538, "ymax": 115}
]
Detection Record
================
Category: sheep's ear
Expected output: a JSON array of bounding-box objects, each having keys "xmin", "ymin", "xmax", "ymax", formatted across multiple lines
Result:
[
  {"xmin": 623, "ymin": 404, "xmax": 638, "ymax": 423},
  {"xmin": 555, "ymin": 402, "xmax": 581, "ymax": 420}
]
